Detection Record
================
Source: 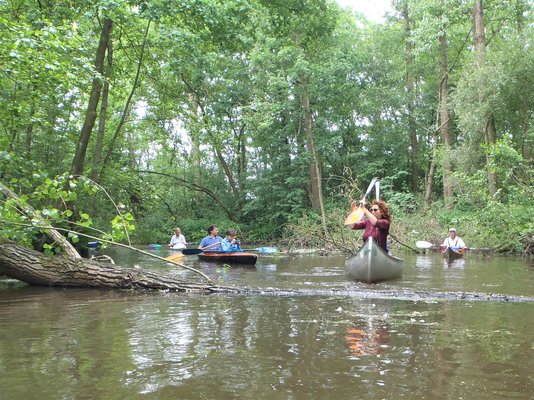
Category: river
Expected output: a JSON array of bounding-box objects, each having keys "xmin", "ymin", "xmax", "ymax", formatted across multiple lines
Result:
[{"xmin": 0, "ymin": 248, "xmax": 533, "ymax": 399}]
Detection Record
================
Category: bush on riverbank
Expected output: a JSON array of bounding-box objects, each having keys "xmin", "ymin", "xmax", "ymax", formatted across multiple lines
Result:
[{"xmin": 282, "ymin": 199, "xmax": 534, "ymax": 255}]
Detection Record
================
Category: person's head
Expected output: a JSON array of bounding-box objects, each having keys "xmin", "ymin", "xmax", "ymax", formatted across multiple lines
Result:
[
  {"xmin": 175, "ymin": 228, "xmax": 181, "ymax": 235},
  {"xmin": 448, "ymin": 228, "xmax": 457, "ymax": 237},
  {"xmin": 207, "ymin": 225, "xmax": 219, "ymax": 236},
  {"xmin": 370, "ymin": 200, "xmax": 391, "ymax": 221},
  {"xmin": 226, "ymin": 228, "xmax": 236, "ymax": 239}
]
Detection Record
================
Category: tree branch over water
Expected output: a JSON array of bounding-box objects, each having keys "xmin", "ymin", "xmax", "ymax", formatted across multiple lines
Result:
[{"xmin": 138, "ymin": 170, "xmax": 236, "ymax": 220}]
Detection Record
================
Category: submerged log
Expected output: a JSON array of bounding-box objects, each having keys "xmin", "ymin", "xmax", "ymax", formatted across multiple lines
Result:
[{"xmin": 0, "ymin": 241, "xmax": 232, "ymax": 294}]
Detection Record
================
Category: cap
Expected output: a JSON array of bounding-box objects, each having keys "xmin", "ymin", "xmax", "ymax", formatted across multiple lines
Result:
[{"xmin": 449, "ymin": 228, "xmax": 456, "ymax": 232}]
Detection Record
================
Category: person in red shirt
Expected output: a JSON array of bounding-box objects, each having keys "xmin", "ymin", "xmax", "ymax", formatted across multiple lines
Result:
[{"xmin": 347, "ymin": 200, "xmax": 391, "ymax": 252}]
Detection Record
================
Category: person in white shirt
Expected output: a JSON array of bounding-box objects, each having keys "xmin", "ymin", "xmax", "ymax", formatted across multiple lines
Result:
[
  {"xmin": 169, "ymin": 228, "xmax": 187, "ymax": 249},
  {"xmin": 441, "ymin": 228, "xmax": 466, "ymax": 250}
]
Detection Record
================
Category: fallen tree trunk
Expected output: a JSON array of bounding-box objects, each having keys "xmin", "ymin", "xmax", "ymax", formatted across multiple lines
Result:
[{"xmin": 0, "ymin": 241, "xmax": 232, "ymax": 293}]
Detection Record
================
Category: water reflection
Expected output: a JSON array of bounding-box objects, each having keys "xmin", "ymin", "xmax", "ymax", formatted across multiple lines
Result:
[
  {"xmin": 256, "ymin": 263, "xmax": 277, "ymax": 272},
  {"xmin": 444, "ymin": 258, "xmax": 465, "ymax": 269},
  {"xmin": 255, "ymin": 264, "xmax": 278, "ymax": 281},
  {"xmin": 415, "ymin": 255, "xmax": 434, "ymax": 269},
  {"xmin": 343, "ymin": 302, "xmax": 392, "ymax": 362},
  {"xmin": 346, "ymin": 325, "xmax": 390, "ymax": 358}
]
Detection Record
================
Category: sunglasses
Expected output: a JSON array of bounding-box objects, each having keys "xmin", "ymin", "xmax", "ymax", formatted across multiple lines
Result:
[{"xmin": 370, "ymin": 208, "xmax": 380, "ymax": 212}]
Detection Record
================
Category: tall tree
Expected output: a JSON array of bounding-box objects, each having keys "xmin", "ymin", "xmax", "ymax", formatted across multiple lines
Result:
[
  {"xmin": 91, "ymin": 37, "xmax": 113, "ymax": 182},
  {"xmin": 302, "ymin": 83, "xmax": 327, "ymax": 234},
  {"xmin": 71, "ymin": 18, "xmax": 113, "ymax": 176},
  {"xmin": 101, "ymin": 20, "xmax": 151, "ymax": 172},
  {"xmin": 473, "ymin": 0, "xmax": 497, "ymax": 195},
  {"xmin": 402, "ymin": 1, "xmax": 419, "ymax": 193},
  {"xmin": 439, "ymin": 18, "xmax": 453, "ymax": 205}
]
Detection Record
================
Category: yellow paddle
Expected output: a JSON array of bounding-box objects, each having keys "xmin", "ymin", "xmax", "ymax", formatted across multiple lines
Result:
[
  {"xmin": 165, "ymin": 252, "xmax": 185, "ymax": 262},
  {"xmin": 344, "ymin": 177, "xmax": 379, "ymax": 225}
]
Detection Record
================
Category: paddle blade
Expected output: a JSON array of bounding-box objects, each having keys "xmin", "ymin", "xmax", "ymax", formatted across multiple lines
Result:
[
  {"xmin": 182, "ymin": 248, "xmax": 203, "ymax": 255},
  {"xmin": 165, "ymin": 253, "xmax": 185, "ymax": 262},
  {"xmin": 256, "ymin": 247, "xmax": 278, "ymax": 254},
  {"xmin": 416, "ymin": 241, "xmax": 433, "ymax": 249},
  {"xmin": 148, "ymin": 244, "xmax": 163, "ymax": 249},
  {"xmin": 344, "ymin": 206, "xmax": 364, "ymax": 225}
]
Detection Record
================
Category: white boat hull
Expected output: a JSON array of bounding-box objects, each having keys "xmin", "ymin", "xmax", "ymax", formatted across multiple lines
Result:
[{"xmin": 345, "ymin": 238, "xmax": 403, "ymax": 283}]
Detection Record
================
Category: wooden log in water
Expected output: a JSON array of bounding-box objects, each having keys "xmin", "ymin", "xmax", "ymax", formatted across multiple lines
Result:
[{"xmin": 0, "ymin": 241, "xmax": 226, "ymax": 293}]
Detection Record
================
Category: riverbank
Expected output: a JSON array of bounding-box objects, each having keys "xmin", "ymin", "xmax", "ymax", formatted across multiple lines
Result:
[{"xmin": 281, "ymin": 201, "xmax": 534, "ymax": 256}]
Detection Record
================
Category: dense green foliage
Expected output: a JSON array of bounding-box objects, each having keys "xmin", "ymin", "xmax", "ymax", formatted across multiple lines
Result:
[{"xmin": 0, "ymin": 0, "xmax": 532, "ymax": 253}]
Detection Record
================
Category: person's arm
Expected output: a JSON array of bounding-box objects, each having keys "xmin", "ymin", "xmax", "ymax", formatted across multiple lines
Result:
[
  {"xmin": 374, "ymin": 218, "xmax": 390, "ymax": 229},
  {"xmin": 361, "ymin": 207, "xmax": 378, "ymax": 225},
  {"xmin": 169, "ymin": 235, "xmax": 177, "ymax": 247},
  {"xmin": 199, "ymin": 239, "xmax": 222, "ymax": 250},
  {"xmin": 348, "ymin": 221, "xmax": 366, "ymax": 230},
  {"xmin": 353, "ymin": 200, "xmax": 382, "ymax": 225},
  {"xmin": 213, "ymin": 236, "xmax": 224, "ymax": 251}
]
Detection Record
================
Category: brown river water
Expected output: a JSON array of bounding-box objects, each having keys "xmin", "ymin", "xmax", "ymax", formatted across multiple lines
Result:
[{"xmin": 0, "ymin": 247, "xmax": 533, "ymax": 400}]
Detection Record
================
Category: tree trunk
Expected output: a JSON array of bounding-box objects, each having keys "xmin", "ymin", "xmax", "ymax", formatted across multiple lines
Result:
[
  {"xmin": 424, "ymin": 142, "xmax": 437, "ymax": 208},
  {"xmin": 71, "ymin": 18, "xmax": 113, "ymax": 177},
  {"xmin": 91, "ymin": 38, "xmax": 113, "ymax": 182},
  {"xmin": 236, "ymin": 123, "xmax": 247, "ymax": 193},
  {"xmin": 402, "ymin": 2, "xmax": 419, "ymax": 193},
  {"xmin": 25, "ymin": 83, "xmax": 38, "ymax": 161},
  {"xmin": 182, "ymin": 77, "xmax": 243, "ymax": 213},
  {"xmin": 102, "ymin": 20, "xmax": 150, "ymax": 169},
  {"xmin": 0, "ymin": 241, "xmax": 225, "ymax": 293},
  {"xmin": 214, "ymin": 145, "xmax": 241, "ymax": 203},
  {"xmin": 473, "ymin": 0, "xmax": 497, "ymax": 195},
  {"xmin": 439, "ymin": 28, "xmax": 454, "ymax": 206},
  {"xmin": 302, "ymin": 88, "xmax": 329, "ymax": 238},
  {"xmin": 303, "ymin": 90, "xmax": 320, "ymax": 211},
  {"xmin": 188, "ymin": 91, "xmax": 203, "ymax": 211}
]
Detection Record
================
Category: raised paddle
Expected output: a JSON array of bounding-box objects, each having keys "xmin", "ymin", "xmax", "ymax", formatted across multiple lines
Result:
[
  {"xmin": 181, "ymin": 249, "xmax": 205, "ymax": 255},
  {"xmin": 181, "ymin": 241, "xmax": 222, "ymax": 255},
  {"xmin": 344, "ymin": 177, "xmax": 379, "ymax": 225}
]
